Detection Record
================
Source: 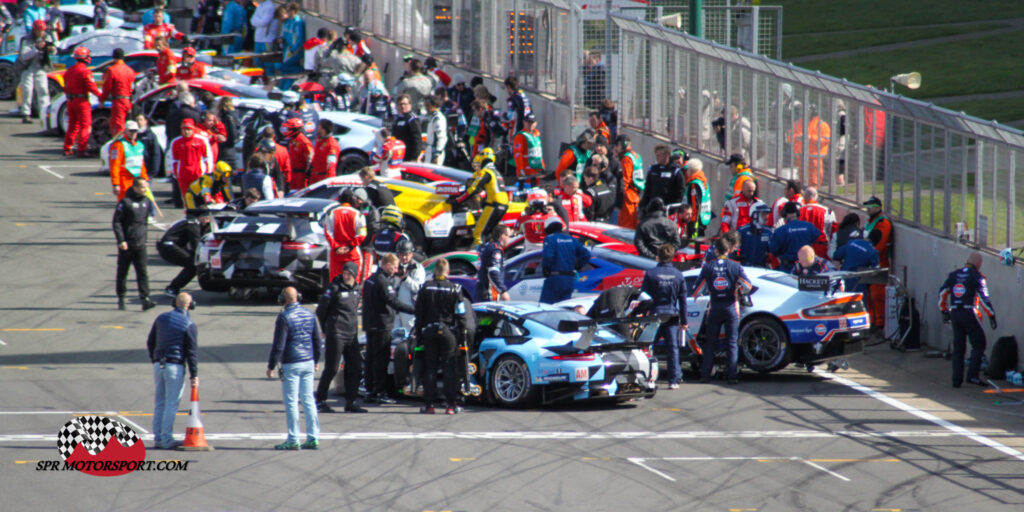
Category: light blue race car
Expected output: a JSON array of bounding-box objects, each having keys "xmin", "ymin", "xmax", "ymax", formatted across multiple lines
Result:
[{"xmin": 467, "ymin": 302, "xmax": 658, "ymax": 407}]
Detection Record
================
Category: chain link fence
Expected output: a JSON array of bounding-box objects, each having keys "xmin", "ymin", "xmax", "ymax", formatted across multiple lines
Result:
[{"xmin": 612, "ymin": 13, "xmax": 1024, "ymax": 250}]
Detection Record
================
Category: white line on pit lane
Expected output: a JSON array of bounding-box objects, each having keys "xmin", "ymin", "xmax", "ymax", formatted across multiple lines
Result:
[
  {"xmin": 819, "ymin": 369, "xmax": 1024, "ymax": 463},
  {"xmin": 0, "ymin": 338, "xmax": 6, "ymax": 345},
  {"xmin": 0, "ymin": 429, "xmax": 1017, "ymax": 443},
  {"xmin": 628, "ymin": 456, "xmax": 851, "ymax": 482},
  {"xmin": 38, "ymin": 165, "xmax": 65, "ymax": 179}
]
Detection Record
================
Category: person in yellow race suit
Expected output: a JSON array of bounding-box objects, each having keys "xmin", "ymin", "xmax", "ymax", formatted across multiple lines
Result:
[{"xmin": 448, "ymin": 148, "xmax": 509, "ymax": 246}]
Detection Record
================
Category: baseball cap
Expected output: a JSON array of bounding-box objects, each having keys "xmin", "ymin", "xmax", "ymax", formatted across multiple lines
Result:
[
  {"xmin": 32, "ymin": 19, "xmax": 46, "ymax": 31},
  {"xmin": 353, "ymin": 188, "xmax": 369, "ymax": 202},
  {"xmin": 124, "ymin": 120, "xmax": 140, "ymax": 132},
  {"xmin": 257, "ymin": 138, "xmax": 276, "ymax": 152},
  {"xmin": 782, "ymin": 201, "xmax": 800, "ymax": 216},
  {"xmin": 544, "ymin": 216, "xmax": 564, "ymax": 230},
  {"xmin": 863, "ymin": 196, "xmax": 883, "ymax": 207},
  {"xmin": 402, "ymin": 53, "xmax": 415, "ymax": 62},
  {"xmin": 181, "ymin": 118, "xmax": 196, "ymax": 129},
  {"xmin": 525, "ymin": 113, "xmax": 537, "ymax": 123},
  {"xmin": 725, "ymin": 153, "xmax": 745, "ymax": 165}
]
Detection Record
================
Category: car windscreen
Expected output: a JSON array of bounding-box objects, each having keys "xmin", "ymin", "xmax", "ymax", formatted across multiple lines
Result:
[
  {"xmin": 760, "ymin": 273, "xmax": 798, "ymax": 288},
  {"xmin": 600, "ymin": 227, "xmax": 635, "ymax": 244}
]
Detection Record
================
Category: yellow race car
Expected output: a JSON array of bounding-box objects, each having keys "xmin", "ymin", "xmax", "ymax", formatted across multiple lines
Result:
[{"xmin": 289, "ymin": 173, "xmax": 525, "ymax": 253}]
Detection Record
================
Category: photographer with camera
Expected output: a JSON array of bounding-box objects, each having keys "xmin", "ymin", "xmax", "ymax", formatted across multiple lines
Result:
[{"xmin": 16, "ymin": 19, "xmax": 54, "ymax": 125}]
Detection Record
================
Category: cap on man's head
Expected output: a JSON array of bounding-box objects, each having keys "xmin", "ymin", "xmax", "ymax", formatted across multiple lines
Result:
[
  {"xmin": 544, "ymin": 216, "xmax": 564, "ymax": 232},
  {"xmin": 124, "ymin": 120, "xmax": 140, "ymax": 132},
  {"xmin": 782, "ymin": 201, "xmax": 800, "ymax": 216},
  {"xmin": 342, "ymin": 261, "xmax": 359, "ymax": 277},
  {"xmin": 670, "ymin": 149, "xmax": 688, "ymax": 161},
  {"xmin": 353, "ymin": 188, "xmax": 369, "ymax": 202},
  {"xmin": 524, "ymin": 113, "xmax": 537, "ymax": 123},
  {"xmin": 402, "ymin": 54, "xmax": 415, "ymax": 62},
  {"xmin": 647, "ymin": 197, "xmax": 666, "ymax": 214},
  {"xmin": 725, "ymin": 153, "xmax": 745, "ymax": 165},
  {"xmin": 180, "ymin": 118, "xmax": 196, "ymax": 130},
  {"xmin": 863, "ymin": 196, "xmax": 883, "ymax": 207},
  {"xmin": 453, "ymin": 73, "xmax": 466, "ymax": 85},
  {"xmin": 32, "ymin": 20, "xmax": 46, "ymax": 31},
  {"xmin": 257, "ymin": 138, "xmax": 276, "ymax": 152}
]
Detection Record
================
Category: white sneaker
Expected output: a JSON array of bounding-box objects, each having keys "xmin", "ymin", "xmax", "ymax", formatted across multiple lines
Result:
[{"xmin": 668, "ymin": 383, "xmax": 680, "ymax": 390}]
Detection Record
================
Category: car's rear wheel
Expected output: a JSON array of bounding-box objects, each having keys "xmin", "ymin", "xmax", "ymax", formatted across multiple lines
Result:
[
  {"xmin": 739, "ymin": 317, "xmax": 791, "ymax": 373},
  {"xmin": 48, "ymin": 78, "xmax": 62, "ymax": 100},
  {"xmin": 89, "ymin": 110, "xmax": 111, "ymax": 149},
  {"xmin": 0, "ymin": 62, "xmax": 17, "ymax": 100},
  {"xmin": 57, "ymin": 102, "xmax": 68, "ymax": 134},
  {"xmin": 448, "ymin": 258, "xmax": 477, "ymax": 276},
  {"xmin": 404, "ymin": 217, "xmax": 426, "ymax": 253},
  {"xmin": 338, "ymin": 151, "xmax": 369, "ymax": 174},
  {"xmin": 489, "ymin": 355, "xmax": 536, "ymax": 408}
]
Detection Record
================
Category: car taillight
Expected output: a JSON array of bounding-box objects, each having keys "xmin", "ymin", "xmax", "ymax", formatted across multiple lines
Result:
[
  {"xmin": 549, "ymin": 353, "xmax": 596, "ymax": 361},
  {"xmin": 803, "ymin": 298, "xmax": 865, "ymax": 317},
  {"xmin": 283, "ymin": 242, "xmax": 320, "ymax": 251},
  {"xmin": 203, "ymin": 239, "xmax": 223, "ymax": 248},
  {"xmin": 642, "ymin": 347, "xmax": 652, "ymax": 358}
]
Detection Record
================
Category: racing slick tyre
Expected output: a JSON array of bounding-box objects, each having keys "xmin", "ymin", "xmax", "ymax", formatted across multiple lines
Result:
[
  {"xmin": 404, "ymin": 217, "xmax": 426, "ymax": 253},
  {"xmin": 739, "ymin": 317, "xmax": 791, "ymax": 373},
  {"xmin": 198, "ymin": 272, "xmax": 230, "ymax": 292},
  {"xmin": 338, "ymin": 152, "xmax": 369, "ymax": 174},
  {"xmin": 392, "ymin": 339, "xmax": 412, "ymax": 393},
  {"xmin": 90, "ymin": 110, "xmax": 112, "ymax": 150},
  {"xmin": 0, "ymin": 62, "xmax": 16, "ymax": 100},
  {"xmin": 57, "ymin": 102, "xmax": 67, "ymax": 134},
  {"xmin": 489, "ymin": 355, "xmax": 537, "ymax": 408}
]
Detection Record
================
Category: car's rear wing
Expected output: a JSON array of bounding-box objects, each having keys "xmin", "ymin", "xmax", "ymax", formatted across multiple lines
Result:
[
  {"xmin": 558, "ymin": 316, "xmax": 661, "ymax": 350},
  {"xmin": 797, "ymin": 268, "xmax": 889, "ymax": 295}
]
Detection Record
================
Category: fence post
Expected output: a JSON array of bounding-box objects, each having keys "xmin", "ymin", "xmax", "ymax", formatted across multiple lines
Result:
[
  {"xmin": 605, "ymin": 0, "xmax": 612, "ymax": 113},
  {"xmin": 689, "ymin": 0, "xmax": 703, "ymax": 38}
]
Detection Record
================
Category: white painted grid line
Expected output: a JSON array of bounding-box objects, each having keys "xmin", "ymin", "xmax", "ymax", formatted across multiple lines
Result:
[
  {"xmin": 627, "ymin": 457, "xmax": 677, "ymax": 482},
  {"xmin": 818, "ymin": 370, "xmax": 1024, "ymax": 463},
  {"xmin": 37, "ymin": 165, "xmax": 65, "ymax": 180}
]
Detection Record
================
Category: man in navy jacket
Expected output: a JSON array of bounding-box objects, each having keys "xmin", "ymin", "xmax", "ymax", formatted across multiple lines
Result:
[{"xmin": 267, "ymin": 287, "xmax": 322, "ymax": 450}]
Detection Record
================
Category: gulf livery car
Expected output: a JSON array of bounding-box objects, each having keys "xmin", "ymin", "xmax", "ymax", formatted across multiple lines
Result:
[
  {"xmin": 290, "ymin": 174, "xmax": 526, "ymax": 253},
  {"xmin": 194, "ymin": 198, "xmax": 338, "ymax": 295},
  {"xmin": 503, "ymin": 221, "xmax": 706, "ymax": 262},
  {"xmin": 558, "ymin": 267, "xmax": 872, "ymax": 374},
  {"xmin": 468, "ymin": 302, "xmax": 657, "ymax": 406},
  {"xmin": 448, "ymin": 247, "xmax": 654, "ymax": 302}
]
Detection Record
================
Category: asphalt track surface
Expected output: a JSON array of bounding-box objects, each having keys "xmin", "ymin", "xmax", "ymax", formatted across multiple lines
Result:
[{"xmin": 0, "ymin": 105, "xmax": 1022, "ymax": 511}]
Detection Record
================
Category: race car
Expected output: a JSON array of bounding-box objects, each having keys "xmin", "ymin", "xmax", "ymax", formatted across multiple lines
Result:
[
  {"xmin": 238, "ymin": 108, "xmax": 379, "ymax": 174},
  {"xmin": 466, "ymin": 302, "xmax": 658, "ymax": 406},
  {"xmin": 557, "ymin": 267, "xmax": 873, "ymax": 375},
  {"xmin": 194, "ymin": 198, "xmax": 338, "ymax": 295},
  {"xmin": 290, "ymin": 174, "xmax": 526, "ymax": 253},
  {"xmin": 0, "ymin": 28, "xmax": 144, "ymax": 100},
  {"xmin": 447, "ymin": 246, "xmax": 655, "ymax": 302},
  {"xmin": 388, "ymin": 162, "xmax": 473, "ymax": 186},
  {"xmin": 0, "ymin": 4, "xmax": 133, "ymax": 55}
]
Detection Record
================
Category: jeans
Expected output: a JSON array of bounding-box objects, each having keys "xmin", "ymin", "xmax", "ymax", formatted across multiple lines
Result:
[
  {"xmin": 655, "ymin": 321, "xmax": 681, "ymax": 384},
  {"xmin": 281, "ymin": 360, "xmax": 319, "ymax": 443},
  {"xmin": 152, "ymin": 362, "xmax": 186, "ymax": 447}
]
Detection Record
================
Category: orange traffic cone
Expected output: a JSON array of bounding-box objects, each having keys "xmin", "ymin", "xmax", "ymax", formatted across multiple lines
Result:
[{"xmin": 178, "ymin": 385, "xmax": 214, "ymax": 451}]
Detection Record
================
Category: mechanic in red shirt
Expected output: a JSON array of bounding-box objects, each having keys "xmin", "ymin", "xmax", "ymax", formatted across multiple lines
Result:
[
  {"xmin": 154, "ymin": 37, "xmax": 177, "ymax": 84},
  {"xmin": 309, "ymin": 119, "xmax": 340, "ymax": 184},
  {"xmin": 553, "ymin": 174, "xmax": 591, "ymax": 223},
  {"xmin": 175, "ymin": 47, "xmax": 206, "ymax": 81},
  {"xmin": 515, "ymin": 189, "xmax": 562, "ymax": 254},
  {"xmin": 719, "ymin": 180, "xmax": 759, "ymax": 234},
  {"xmin": 283, "ymin": 117, "xmax": 313, "ymax": 190},
  {"xmin": 324, "ymin": 189, "xmax": 368, "ymax": 282},
  {"xmin": 797, "ymin": 186, "xmax": 837, "ymax": 240},
  {"xmin": 770, "ymin": 179, "xmax": 804, "ymax": 228},
  {"xmin": 199, "ymin": 110, "xmax": 226, "ymax": 164},
  {"xmin": 370, "ymin": 127, "xmax": 405, "ymax": 179},
  {"xmin": 168, "ymin": 118, "xmax": 214, "ymax": 201},
  {"xmin": 143, "ymin": 8, "xmax": 184, "ymax": 49},
  {"xmin": 100, "ymin": 48, "xmax": 136, "ymax": 137},
  {"xmin": 63, "ymin": 46, "xmax": 102, "ymax": 157}
]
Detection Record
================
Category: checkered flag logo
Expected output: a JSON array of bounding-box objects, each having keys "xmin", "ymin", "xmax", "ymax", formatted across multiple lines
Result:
[{"xmin": 57, "ymin": 415, "xmax": 140, "ymax": 461}]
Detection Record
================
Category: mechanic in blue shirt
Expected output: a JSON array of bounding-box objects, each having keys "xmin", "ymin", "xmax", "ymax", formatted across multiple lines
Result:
[
  {"xmin": 146, "ymin": 292, "xmax": 199, "ymax": 450},
  {"xmin": 692, "ymin": 237, "xmax": 753, "ymax": 384},
  {"xmin": 277, "ymin": 3, "xmax": 305, "ymax": 79},
  {"xmin": 540, "ymin": 217, "xmax": 590, "ymax": 304},
  {"xmin": 476, "ymin": 225, "xmax": 511, "ymax": 302},
  {"xmin": 736, "ymin": 202, "xmax": 773, "ymax": 268},
  {"xmin": 831, "ymin": 230, "xmax": 879, "ymax": 291},
  {"xmin": 640, "ymin": 244, "xmax": 688, "ymax": 389},
  {"xmin": 938, "ymin": 251, "xmax": 997, "ymax": 388},
  {"xmin": 791, "ymin": 245, "xmax": 834, "ymax": 276},
  {"xmin": 220, "ymin": 0, "xmax": 246, "ymax": 54},
  {"xmin": 769, "ymin": 201, "xmax": 826, "ymax": 273},
  {"xmin": 266, "ymin": 286, "xmax": 321, "ymax": 450}
]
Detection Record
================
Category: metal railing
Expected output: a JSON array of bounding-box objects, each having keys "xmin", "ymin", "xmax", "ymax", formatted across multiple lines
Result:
[{"xmin": 294, "ymin": 0, "xmax": 1024, "ymax": 252}]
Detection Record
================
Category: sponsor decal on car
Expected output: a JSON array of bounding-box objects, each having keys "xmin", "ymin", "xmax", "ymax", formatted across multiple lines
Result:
[
  {"xmin": 814, "ymin": 323, "xmax": 827, "ymax": 337},
  {"xmin": 434, "ymin": 182, "xmax": 462, "ymax": 196},
  {"xmin": 575, "ymin": 367, "xmax": 589, "ymax": 382}
]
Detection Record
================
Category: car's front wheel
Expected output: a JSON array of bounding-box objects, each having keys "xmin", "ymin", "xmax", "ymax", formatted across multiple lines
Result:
[
  {"xmin": 489, "ymin": 355, "xmax": 536, "ymax": 408},
  {"xmin": 338, "ymin": 151, "xmax": 369, "ymax": 174},
  {"xmin": 0, "ymin": 62, "xmax": 17, "ymax": 100},
  {"xmin": 739, "ymin": 317, "xmax": 791, "ymax": 373}
]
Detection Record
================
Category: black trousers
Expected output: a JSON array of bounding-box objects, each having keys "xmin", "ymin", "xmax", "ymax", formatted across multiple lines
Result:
[
  {"xmin": 365, "ymin": 329, "xmax": 391, "ymax": 396},
  {"xmin": 317, "ymin": 334, "xmax": 362, "ymax": 403},
  {"xmin": 162, "ymin": 244, "xmax": 196, "ymax": 291},
  {"xmin": 170, "ymin": 179, "xmax": 183, "ymax": 208},
  {"xmin": 116, "ymin": 246, "xmax": 150, "ymax": 299},
  {"xmin": 421, "ymin": 325, "xmax": 458, "ymax": 406},
  {"xmin": 951, "ymin": 310, "xmax": 986, "ymax": 385}
]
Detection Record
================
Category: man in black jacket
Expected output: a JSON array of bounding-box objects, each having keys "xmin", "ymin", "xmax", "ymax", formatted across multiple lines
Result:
[
  {"xmin": 135, "ymin": 115, "xmax": 165, "ymax": 178},
  {"xmin": 315, "ymin": 262, "xmax": 367, "ymax": 413},
  {"xmin": 158, "ymin": 210, "xmax": 211, "ymax": 296},
  {"xmin": 147, "ymin": 292, "xmax": 199, "ymax": 449},
  {"xmin": 639, "ymin": 145, "xmax": 686, "ymax": 213},
  {"xmin": 412, "ymin": 258, "xmax": 467, "ymax": 415},
  {"xmin": 634, "ymin": 198, "xmax": 682, "ymax": 260},
  {"xmin": 112, "ymin": 179, "xmax": 156, "ymax": 311},
  {"xmin": 362, "ymin": 252, "xmax": 414, "ymax": 404},
  {"xmin": 392, "ymin": 94, "xmax": 422, "ymax": 161}
]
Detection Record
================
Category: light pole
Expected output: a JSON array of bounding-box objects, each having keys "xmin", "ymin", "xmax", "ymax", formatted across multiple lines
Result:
[{"xmin": 889, "ymin": 72, "xmax": 921, "ymax": 94}]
